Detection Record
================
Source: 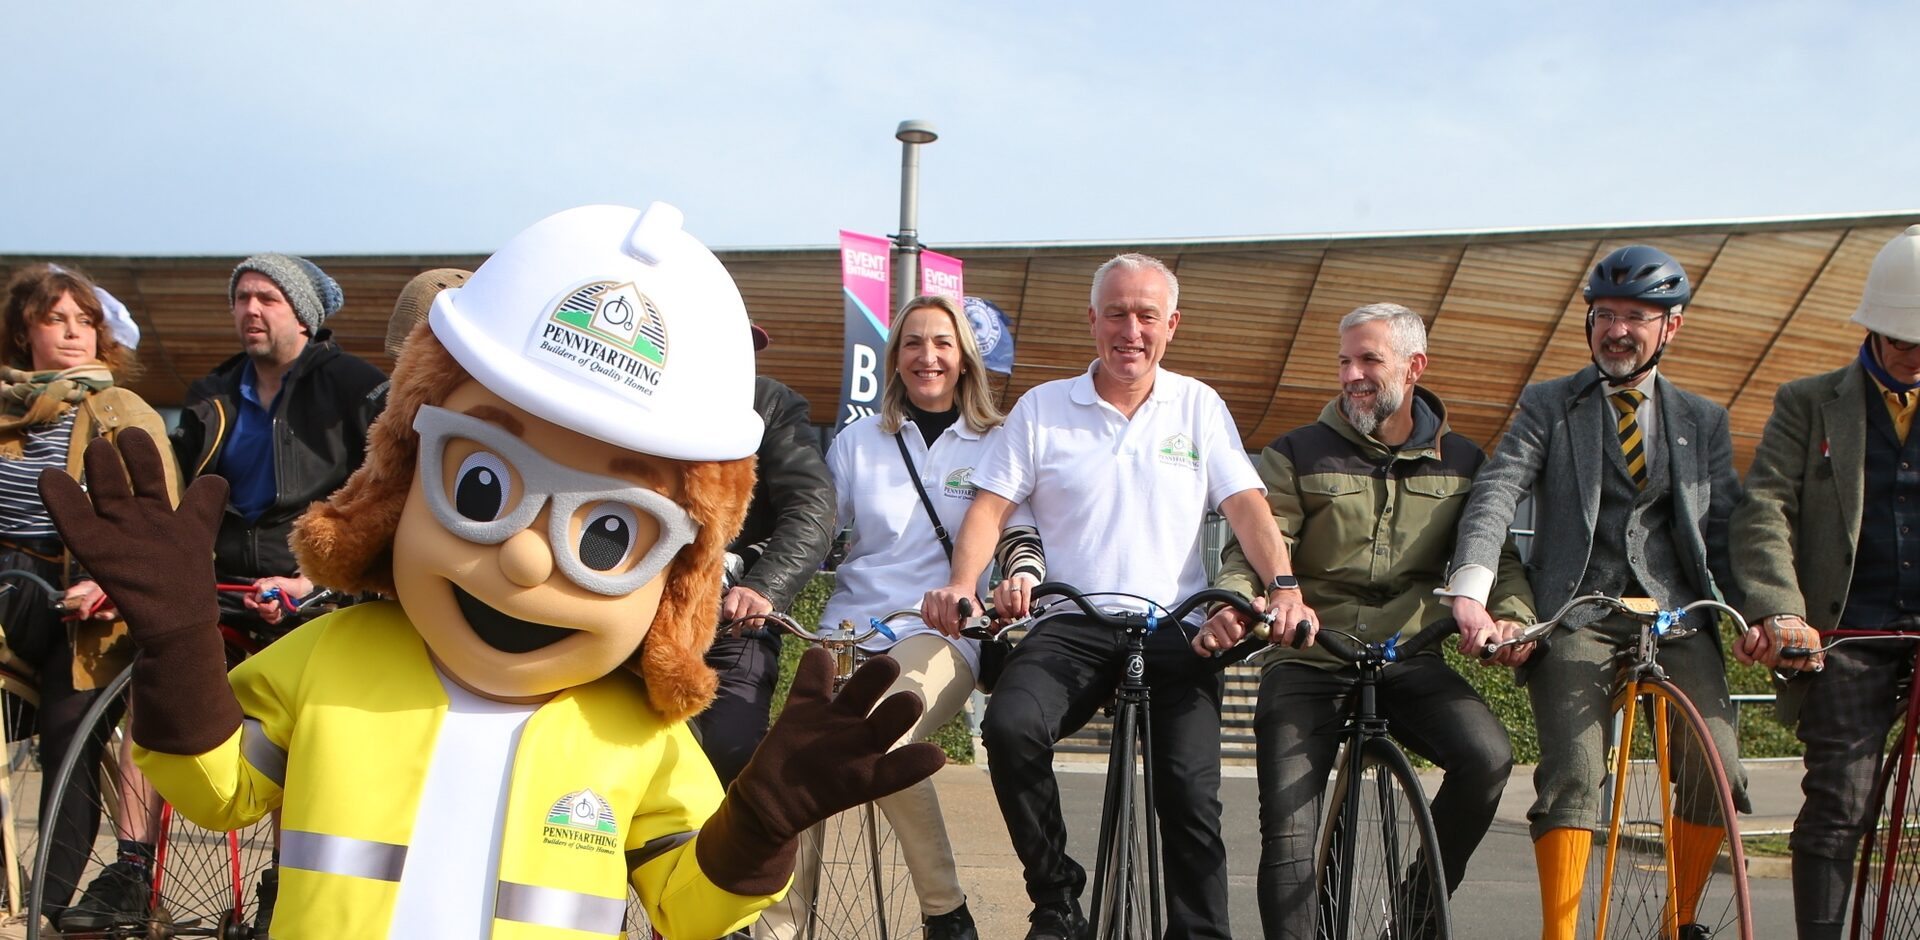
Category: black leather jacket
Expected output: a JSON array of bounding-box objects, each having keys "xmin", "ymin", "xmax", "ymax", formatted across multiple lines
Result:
[
  {"xmin": 171, "ymin": 331, "xmax": 387, "ymax": 580},
  {"xmin": 729, "ymin": 377, "xmax": 835, "ymax": 613}
]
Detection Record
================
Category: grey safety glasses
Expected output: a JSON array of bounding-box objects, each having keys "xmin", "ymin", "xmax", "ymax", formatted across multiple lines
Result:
[{"xmin": 412, "ymin": 405, "xmax": 699, "ymax": 596}]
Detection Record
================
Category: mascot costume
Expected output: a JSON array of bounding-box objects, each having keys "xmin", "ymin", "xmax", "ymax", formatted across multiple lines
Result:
[{"xmin": 40, "ymin": 203, "xmax": 944, "ymax": 939}]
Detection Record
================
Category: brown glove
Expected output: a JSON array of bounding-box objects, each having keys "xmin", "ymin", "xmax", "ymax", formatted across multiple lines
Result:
[
  {"xmin": 696, "ymin": 648, "xmax": 946, "ymax": 895},
  {"xmin": 38, "ymin": 429, "xmax": 239, "ymax": 754}
]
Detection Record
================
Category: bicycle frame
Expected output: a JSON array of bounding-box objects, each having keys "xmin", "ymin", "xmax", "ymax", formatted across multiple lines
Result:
[
  {"xmin": 1086, "ymin": 615, "xmax": 1163, "ymax": 938},
  {"xmin": 962, "ymin": 581, "xmax": 1270, "ymax": 940},
  {"xmin": 1308, "ymin": 622, "xmax": 1456, "ymax": 940}
]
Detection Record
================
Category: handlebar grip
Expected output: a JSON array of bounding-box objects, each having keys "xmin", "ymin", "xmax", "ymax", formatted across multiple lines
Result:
[
  {"xmin": 1290, "ymin": 619, "xmax": 1310, "ymax": 649},
  {"xmin": 1479, "ymin": 641, "xmax": 1499, "ymax": 662},
  {"xmin": 957, "ymin": 597, "xmax": 973, "ymax": 619},
  {"xmin": 1394, "ymin": 618, "xmax": 1459, "ymax": 659},
  {"xmin": 1780, "ymin": 646, "xmax": 1814, "ymax": 659},
  {"xmin": 1314, "ymin": 629, "xmax": 1363, "ymax": 662}
]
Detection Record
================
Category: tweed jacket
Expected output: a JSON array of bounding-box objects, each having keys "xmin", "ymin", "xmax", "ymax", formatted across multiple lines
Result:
[
  {"xmin": 1730, "ymin": 363, "xmax": 1871, "ymax": 630},
  {"xmin": 1450, "ymin": 364, "xmax": 1742, "ymax": 649}
]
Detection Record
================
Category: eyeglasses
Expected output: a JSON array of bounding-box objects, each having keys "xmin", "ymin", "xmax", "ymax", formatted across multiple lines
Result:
[
  {"xmin": 412, "ymin": 405, "xmax": 699, "ymax": 597},
  {"xmin": 1591, "ymin": 310, "xmax": 1670, "ymax": 328},
  {"xmin": 1880, "ymin": 334, "xmax": 1920, "ymax": 353}
]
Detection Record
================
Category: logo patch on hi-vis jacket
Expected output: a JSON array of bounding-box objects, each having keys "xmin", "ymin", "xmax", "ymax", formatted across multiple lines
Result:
[
  {"xmin": 529, "ymin": 279, "xmax": 668, "ymax": 398},
  {"xmin": 542, "ymin": 789, "xmax": 620, "ymax": 855},
  {"xmin": 1157, "ymin": 433, "xmax": 1199, "ymax": 470},
  {"xmin": 943, "ymin": 467, "xmax": 977, "ymax": 499}
]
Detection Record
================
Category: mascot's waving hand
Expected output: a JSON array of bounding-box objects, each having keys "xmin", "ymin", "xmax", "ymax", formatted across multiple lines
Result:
[{"xmin": 41, "ymin": 203, "xmax": 944, "ymax": 940}]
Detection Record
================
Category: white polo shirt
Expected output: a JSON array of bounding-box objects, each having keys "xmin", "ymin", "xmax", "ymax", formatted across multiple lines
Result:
[
  {"xmin": 823, "ymin": 413, "xmax": 1030, "ymax": 676},
  {"xmin": 970, "ymin": 362, "xmax": 1262, "ymax": 624}
]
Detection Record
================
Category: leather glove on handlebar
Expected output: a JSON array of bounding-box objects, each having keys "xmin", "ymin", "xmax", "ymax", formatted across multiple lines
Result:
[
  {"xmin": 38, "ymin": 430, "xmax": 240, "ymax": 754},
  {"xmin": 696, "ymin": 648, "xmax": 946, "ymax": 895}
]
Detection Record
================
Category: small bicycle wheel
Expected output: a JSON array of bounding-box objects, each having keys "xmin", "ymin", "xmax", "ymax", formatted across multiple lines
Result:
[
  {"xmin": 1588, "ymin": 677, "xmax": 1752, "ymax": 940},
  {"xmin": 754, "ymin": 800, "xmax": 916, "ymax": 940},
  {"xmin": 27, "ymin": 666, "xmax": 276, "ymax": 939},
  {"xmin": 1314, "ymin": 737, "xmax": 1451, "ymax": 940},
  {"xmin": 1088, "ymin": 700, "xmax": 1157, "ymax": 940},
  {"xmin": 1850, "ymin": 710, "xmax": 1920, "ymax": 940},
  {"xmin": 0, "ymin": 661, "xmax": 42, "ymax": 919}
]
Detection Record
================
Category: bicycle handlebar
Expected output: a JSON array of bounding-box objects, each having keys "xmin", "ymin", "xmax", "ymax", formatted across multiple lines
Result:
[
  {"xmin": 1480, "ymin": 593, "xmax": 1747, "ymax": 661},
  {"xmin": 955, "ymin": 582, "xmax": 1280, "ymax": 668},
  {"xmin": 1314, "ymin": 618, "xmax": 1459, "ymax": 667}
]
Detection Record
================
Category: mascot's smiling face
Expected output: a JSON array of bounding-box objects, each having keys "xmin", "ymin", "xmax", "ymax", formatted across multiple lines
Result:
[{"xmin": 391, "ymin": 378, "xmax": 689, "ymax": 700}]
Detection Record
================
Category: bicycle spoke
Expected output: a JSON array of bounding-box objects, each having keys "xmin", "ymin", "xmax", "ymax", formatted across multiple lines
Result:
[
  {"xmin": 755, "ymin": 802, "xmax": 918, "ymax": 940},
  {"xmin": 1854, "ymin": 710, "xmax": 1920, "ymax": 939},
  {"xmin": 1316, "ymin": 740, "xmax": 1448, "ymax": 940},
  {"xmin": 1587, "ymin": 680, "xmax": 1751, "ymax": 939}
]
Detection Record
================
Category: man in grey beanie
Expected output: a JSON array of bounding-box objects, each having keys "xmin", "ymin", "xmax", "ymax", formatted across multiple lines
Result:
[{"xmin": 68, "ymin": 252, "xmax": 386, "ymax": 932}]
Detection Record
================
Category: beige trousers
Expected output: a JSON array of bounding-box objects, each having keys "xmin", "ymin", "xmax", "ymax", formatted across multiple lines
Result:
[{"xmin": 753, "ymin": 634, "xmax": 974, "ymax": 938}]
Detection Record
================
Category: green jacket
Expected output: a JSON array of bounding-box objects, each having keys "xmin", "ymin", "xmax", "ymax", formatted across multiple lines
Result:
[{"xmin": 1216, "ymin": 387, "xmax": 1535, "ymax": 671}]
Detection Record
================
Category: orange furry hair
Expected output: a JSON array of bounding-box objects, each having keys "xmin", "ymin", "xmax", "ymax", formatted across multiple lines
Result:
[{"xmin": 293, "ymin": 321, "xmax": 755, "ymax": 721}]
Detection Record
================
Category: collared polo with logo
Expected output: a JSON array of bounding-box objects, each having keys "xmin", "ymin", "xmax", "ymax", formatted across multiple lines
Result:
[{"xmin": 970, "ymin": 362, "xmax": 1261, "ymax": 622}]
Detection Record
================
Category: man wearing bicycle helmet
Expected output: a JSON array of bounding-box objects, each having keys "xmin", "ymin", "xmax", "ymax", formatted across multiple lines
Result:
[
  {"xmin": 921, "ymin": 253, "xmax": 1311, "ymax": 940},
  {"xmin": 1204, "ymin": 302, "xmax": 1535, "ymax": 939},
  {"xmin": 1731, "ymin": 224, "xmax": 1920, "ymax": 939},
  {"xmin": 39, "ymin": 203, "xmax": 944, "ymax": 940},
  {"xmin": 1444, "ymin": 244, "xmax": 1749, "ymax": 940}
]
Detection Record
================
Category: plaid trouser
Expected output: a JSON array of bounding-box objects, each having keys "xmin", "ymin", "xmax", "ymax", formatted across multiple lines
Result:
[{"xmin": 1790, "ymin": 641, "xmax": 1916, "ymax": 860}]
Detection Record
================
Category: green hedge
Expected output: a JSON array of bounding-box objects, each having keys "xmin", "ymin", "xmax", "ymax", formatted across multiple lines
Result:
[
  {"xmin": 769, "ymin": 575, "xmax": 975, "ymax": 764},
  {"xmin": 1439, "ymin": 620, "xmax": 1801, "ymax": 764}
]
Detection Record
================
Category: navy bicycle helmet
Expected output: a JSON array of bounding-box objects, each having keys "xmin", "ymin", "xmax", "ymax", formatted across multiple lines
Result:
[{"xmin": 1584, "ymin": 245, "xmax": 1691, "ymax": 312}]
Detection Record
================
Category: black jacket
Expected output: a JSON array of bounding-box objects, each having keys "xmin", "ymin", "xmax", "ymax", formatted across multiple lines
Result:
[
  {"xmin": 172, "ymin": 331, "xmax": 388, "ymax": 580},
  {"xmin": 730, "ymin": 377, "xmax": 835, "ymax": 612}
]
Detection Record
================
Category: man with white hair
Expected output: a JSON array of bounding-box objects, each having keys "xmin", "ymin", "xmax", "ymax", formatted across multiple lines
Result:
[
  {"xmin": 1203, "ymin": 302, "xmax": 1533, "ymax": 939},
  {"xmin": 922, "ymin": 253, "xmax": 1310, "ymax": 940}
]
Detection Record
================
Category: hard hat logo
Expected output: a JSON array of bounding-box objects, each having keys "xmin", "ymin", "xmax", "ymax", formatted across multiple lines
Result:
[{"xmin": 531, "ymin": 279, "xmax": 670, "ymax": 397}]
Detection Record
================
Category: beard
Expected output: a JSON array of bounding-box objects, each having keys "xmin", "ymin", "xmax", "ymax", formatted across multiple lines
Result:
[
  {"xmin": 1340, "ymin": 380, "xmax": 1404, "ymax": 438},
  {"xmin": 1594, "ymin": 336, "xmax": 1646, "ymax": 379}
]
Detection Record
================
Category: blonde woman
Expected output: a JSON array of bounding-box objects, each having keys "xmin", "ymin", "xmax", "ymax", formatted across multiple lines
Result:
[{"xmin": 759, "ymin": 295, "xmax": 1036, "ymax": 940}]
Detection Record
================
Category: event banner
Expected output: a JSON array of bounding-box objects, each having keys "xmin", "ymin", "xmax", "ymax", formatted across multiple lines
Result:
[
  {"xmin": 837, "ymin": 231, "xmax": 893, "ymax": 428},
  {"xmin": 920, "ymin": 249, "xmax": 965, "ymax": 303}
]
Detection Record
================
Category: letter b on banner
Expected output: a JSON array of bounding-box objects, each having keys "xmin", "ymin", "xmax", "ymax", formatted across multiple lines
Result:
[{"xmin": 851, "ymin": 345, "xmax": 880, "ymax": 402}]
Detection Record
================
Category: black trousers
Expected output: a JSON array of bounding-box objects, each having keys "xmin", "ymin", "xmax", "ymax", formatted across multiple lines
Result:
[
  {"xmin": 1789, "ymin": 641, "xmax": 1914, "ymax": 937},
  {"xmin": 979, "ymin": 614, "xmax": 1231, "ymax": 940},
  {"xmin": 1, "ymin": 548, "xmax": 116, "ymax": 915},
  {"xmin": 1252, "ymin": 657, "xmax": 1513, "ymax": 940},
  {"xmin": 691, "ymin": 632, "xmax": 783, "ymax": 788}
]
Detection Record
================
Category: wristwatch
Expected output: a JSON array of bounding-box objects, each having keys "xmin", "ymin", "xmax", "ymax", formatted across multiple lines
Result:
[{"xmin": 1268, "ymin": 574, "xmax": 1301, "ymax": 593}]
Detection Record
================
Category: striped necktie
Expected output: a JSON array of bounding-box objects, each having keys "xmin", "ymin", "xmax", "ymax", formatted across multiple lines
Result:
[{"xmin": 1611, "ymin": 389, "xmax": 1648, "ymax": 489}]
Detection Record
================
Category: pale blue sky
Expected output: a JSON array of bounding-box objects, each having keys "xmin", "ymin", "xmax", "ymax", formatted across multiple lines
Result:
[{"xmin": 5, "ymin": 1, "xmax": 1914, "ymax": 255}]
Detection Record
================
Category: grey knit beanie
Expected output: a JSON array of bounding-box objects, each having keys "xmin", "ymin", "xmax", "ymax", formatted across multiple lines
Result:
[{"xmin": 229, "ymin": 253, "xmax": 344, "ymax": 334}]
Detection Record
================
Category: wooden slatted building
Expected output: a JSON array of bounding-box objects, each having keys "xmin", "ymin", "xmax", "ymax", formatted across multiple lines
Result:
[{"xmin": 6, "ymin": 210, "xmax": 1916, "ymax": 468}]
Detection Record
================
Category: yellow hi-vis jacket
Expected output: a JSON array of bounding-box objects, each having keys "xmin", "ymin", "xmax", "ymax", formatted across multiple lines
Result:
[{"xmin": 135, "ymin": 601, "xmax": 779, "ymax": 939}]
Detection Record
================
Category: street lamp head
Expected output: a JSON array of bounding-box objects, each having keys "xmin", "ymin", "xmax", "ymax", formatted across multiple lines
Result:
[{"xmin": 895, "ymin": 120, "xmax": 938, "ymax": 145}]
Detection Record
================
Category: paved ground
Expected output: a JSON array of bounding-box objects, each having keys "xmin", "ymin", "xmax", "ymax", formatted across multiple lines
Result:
[{"xmin": 0, "ymin": 757, "xmax": 1804, "ymax": 938}]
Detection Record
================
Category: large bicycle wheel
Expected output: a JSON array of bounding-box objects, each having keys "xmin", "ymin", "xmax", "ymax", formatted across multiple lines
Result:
[
  {"xmin": 752, "ymin": 800, "xmax": 916, "ymax": 940},
  {"xmin": 1314, "ymin": 736, "xmax": 1451, "ymax": 940},
  {"xmin": 1088, "ymin": 700, "xmax": 1157, "ymax": 940},
  {"xmin": 27, "ymin": 666, "xmax": 276, "ymax": 939},
  {"xmin": 0, "ymin": 660, "xmax": 42, "ymax": 919},
  {"xmin": 1588, "ymin": 677, "xmax": 1752, "ymax": 940},
  {"xmin": 1850, "ymin": 699, "xmax": 1920, "ymax": 940}
]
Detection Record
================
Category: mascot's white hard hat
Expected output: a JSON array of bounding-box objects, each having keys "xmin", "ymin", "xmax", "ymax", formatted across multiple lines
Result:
[
  {"xmin": 429, "ymin": 202, "xmax": 764, "ymax": 461},
  {"xmin": 1852, "ymin": 224, "xmax": 1920, "ymax": 345}
]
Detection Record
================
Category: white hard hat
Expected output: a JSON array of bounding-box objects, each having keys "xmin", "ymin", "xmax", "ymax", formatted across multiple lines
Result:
[
  {"xmin": 429, "ymin": 203, "xmax": 763, "ymax": 461},
  {"xmin": 1852, "ymin": 224, "xmax": 1920, "ymax": 345}
]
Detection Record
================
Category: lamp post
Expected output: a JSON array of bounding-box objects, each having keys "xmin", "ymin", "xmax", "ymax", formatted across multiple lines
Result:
[{"xmin": 894, "ymin": 119, "xmax": 938, "ymax": 314}]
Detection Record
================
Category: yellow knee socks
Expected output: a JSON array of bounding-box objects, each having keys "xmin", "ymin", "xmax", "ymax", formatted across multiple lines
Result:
[
  {"xmin": 1536, "ymin": 827, "xmax": 1590, "ymax": 940},
  {"xmin": 1669, "ymin": 818, "xmax": 1725, "ymax": 926}
]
